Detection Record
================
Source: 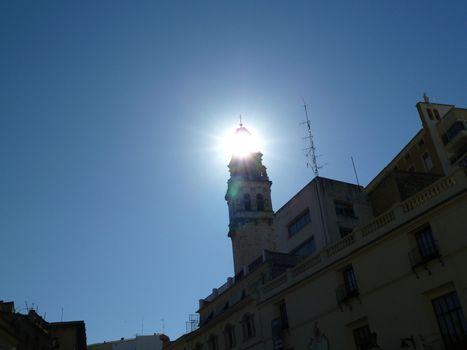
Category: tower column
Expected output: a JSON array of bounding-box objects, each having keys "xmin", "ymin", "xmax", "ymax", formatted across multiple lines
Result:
[{"xmin": 225, "ymin": 125, "xmax": 276, "ymax": 274}]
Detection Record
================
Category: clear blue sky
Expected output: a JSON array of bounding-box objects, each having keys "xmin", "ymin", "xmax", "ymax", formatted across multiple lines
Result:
[{"xmin": 1, "ymin": 0, "xmax": 466, "ymax": 344}]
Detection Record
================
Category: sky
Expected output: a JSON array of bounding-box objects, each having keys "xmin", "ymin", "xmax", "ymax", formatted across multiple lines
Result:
[{"xmin": 1, "ymin": 0, "xmax": 466, "ymax": 344}]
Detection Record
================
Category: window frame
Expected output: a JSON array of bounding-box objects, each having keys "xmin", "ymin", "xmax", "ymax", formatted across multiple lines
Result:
[
  {"xmin": 415, "ymin": 226, "xmax": 439, "ymax": 261},
  {"xmin": 206, "ymin": 334, "xmax": 218, "ymax": 350},
  {"xmin": 287, "ymin": 209, "xmax": 311, "ymax": 237},
  {"xmin": 290, "ymin": 237, "xmax": 316, "ymax": 257},
  {"xmin": 241, "ymin": 313, "xmax": 256, "ymax": 341},
  {"xmin": 432, "ymin": 291, "xmax": 467, "ymax": 349},
  {"xmin": 353, "ymin": 325, "xmax": 373, "ymax": 350},
  {"xmin": 256, "ymin": 194, "xmax": 264, "ymax": 211},
  {"xmin": 223, "ymin": 324, "xmax": 236, "ymax": 349},
  {"xmin": 422, "ymin": 152, "xmax": 434, "ymax": 171},
  {"xmin": 243, "ymin": 193, "xmax": 251, "ymax": 211},
  {"xmin": 343, "ymin": 266, "xmax": 359, "ymax": 297},
  {"xmin": 334, "ymin": 201, "xmax": 356, "ymax": 218}
]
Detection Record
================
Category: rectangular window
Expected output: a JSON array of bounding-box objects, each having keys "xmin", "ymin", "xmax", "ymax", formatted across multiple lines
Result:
[
  {"xmin": 291, "ymin": 237, "xmax": 316, "ymax": 257},
  {"xmin": 207, "ymin": 335, "xmax": 218, "ymax": 350},
  {"xmin": 278, "ymin": 301, "xmax": 289, "ymax": 329},
  {"xmin": 334, "ymin": 201, "xmax": 355, "ymax": 217},
  {"xmin": 343, "ymin": 266, "xmax": 359, "ymax": 297},
  {"xmin": 288, "ymin": 210, "xmax": 311, "ymax": 237},
  {"xmin": 433, "ymin": 109, "xmax": 441, "ymax": 120},
  {"xmin": 242, "ymin": 314, "xmax": 255, "ymax": 340},
  {"xmin": 353, "ymin": 325, "xmax": 373, "ymax": 350},
  {"xmin": 423, "ymin": 152, "xmax": 434, "ymax": 170},
  {"xmin": 415, "ymin": 226, "xmax": 439, "ymax": 260},
  {"xmin": 442, "ymin": 121, "xmax": 466, "ymax": 145},
  {"xmin": 432, "ymin": 291, "xmax": 467, "ymax": 349}
]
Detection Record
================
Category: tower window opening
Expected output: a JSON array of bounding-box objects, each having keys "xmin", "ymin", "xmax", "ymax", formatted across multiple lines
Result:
[
  {"xmin": 427, "ymin": 108, "xmax": 434, "ymax": 120},
  {"xmin": 243, "ymin": 194, "xmax": 251, "ymax": 211},
  {"xmin": 256, "ymin": 194, "xmax": 264, "ymax": 211}
]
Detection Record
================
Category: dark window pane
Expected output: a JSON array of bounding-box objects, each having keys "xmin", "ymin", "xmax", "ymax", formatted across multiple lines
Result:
[
  {"xmin": 432, "ymin": 291, "xmax": 467, "ymax": 349},
  {"xmin": 288, "ymin": 210, "xmax": 311, "ymax": 237}
]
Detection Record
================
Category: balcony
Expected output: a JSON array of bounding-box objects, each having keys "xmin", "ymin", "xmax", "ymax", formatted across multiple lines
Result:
[
  {"xmin": 335, "ymin": 284, "xmax": 359, "ymax": 304},
  {"xmin": 408, "ymin": 241, "xmax": 443, "ymax": 276}
]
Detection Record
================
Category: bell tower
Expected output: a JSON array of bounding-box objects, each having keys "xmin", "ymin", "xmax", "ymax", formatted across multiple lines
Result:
[{"xmin": 225, "ymin": 124, "xmax": 276, "ymax": 274}]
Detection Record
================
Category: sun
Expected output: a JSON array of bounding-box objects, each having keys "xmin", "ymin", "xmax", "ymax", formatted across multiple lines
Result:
[{"xmin": 219, "ymin": 123, "xmax": 263, "ymax": 159}]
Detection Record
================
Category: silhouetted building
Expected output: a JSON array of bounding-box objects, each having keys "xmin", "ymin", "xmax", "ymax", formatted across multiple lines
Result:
[
  {"xmin": 0, "ymin": 302, "xmax": 86, "ymax": 350},
  {"xmin": 162, "ymin": 99, "xmax": 467, "ymax": 350}
]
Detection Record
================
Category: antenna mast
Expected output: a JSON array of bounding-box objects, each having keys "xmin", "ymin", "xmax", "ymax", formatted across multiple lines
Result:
[{"xmin": 301, "ymin": 102, "xmax": 321, "ymax": 177}]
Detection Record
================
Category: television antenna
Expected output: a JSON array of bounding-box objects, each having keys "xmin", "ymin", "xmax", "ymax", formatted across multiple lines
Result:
[{"xmin": 300, "ymin": 100, "xmax": 323, "ymax": 177}]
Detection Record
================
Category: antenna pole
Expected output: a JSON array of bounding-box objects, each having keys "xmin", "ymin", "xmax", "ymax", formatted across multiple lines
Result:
[
  {"xmin": 351, "ymin": 156, "xmax": 361, "ymax": 187},
  {"xmin": 300, "ymin": 100, "xmax": 328, "ymax": 245},
  {"xmin": 61, "ymin": 307, "xmax": 64, "ymax": 322},
  {"xmin": 301, "ymin": 102, "xmax": 320, "ymax": 177}
]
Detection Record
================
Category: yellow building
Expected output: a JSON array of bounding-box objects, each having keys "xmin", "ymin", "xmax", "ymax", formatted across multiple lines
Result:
[{"xmin": 163, "ymin": 99, "xmax": 467, "ymax": 350}]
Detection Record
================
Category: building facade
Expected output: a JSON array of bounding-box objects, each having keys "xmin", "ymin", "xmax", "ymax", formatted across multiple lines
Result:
[
  {"xmin": 163, "ymin": 99, "xmax": 467, "ymax": 350},
  {"xmin": 88, "ymin": 334, "xmax": 163, "ymax": 350}
]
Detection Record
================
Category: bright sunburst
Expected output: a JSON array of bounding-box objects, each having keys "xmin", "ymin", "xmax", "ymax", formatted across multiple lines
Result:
[{"xmin": 219, "ymin": 123, "xmax": 263, "ymax": 159}]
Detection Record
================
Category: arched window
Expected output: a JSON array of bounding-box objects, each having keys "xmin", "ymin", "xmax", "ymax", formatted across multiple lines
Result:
[
  {"xmin": 194, "ymin": 343, "xmax": 203, "ymax": 350},
  {"xmin": 243, "ymin": 194, "xmax": 251, "ymax": 211},
  {"xmin": 223, "ymin": 324, "xmax": 236, "ymax": 349},
  {"xmin": 256, "ymin": 194, "xmax": 264, "ymax": 211}
]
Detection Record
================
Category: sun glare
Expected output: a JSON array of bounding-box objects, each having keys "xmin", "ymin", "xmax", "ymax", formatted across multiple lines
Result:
[{"xmin": 220, "ymin": 124, "xmax": 262, "ymax": 159}]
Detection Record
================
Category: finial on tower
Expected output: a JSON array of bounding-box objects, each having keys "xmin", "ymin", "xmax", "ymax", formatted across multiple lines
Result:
[
  {"xmin": 239, "ymin": 114, "xmax": 243, "ymax": 127},
  {"xmin": 423, "ymin": 92, "xmax": 430, "ymax": 103}
]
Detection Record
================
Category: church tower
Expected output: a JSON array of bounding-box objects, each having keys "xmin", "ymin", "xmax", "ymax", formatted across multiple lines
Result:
[{"xmin": 225, "ymin": 123, "xmax": 276, "ymax": 274}]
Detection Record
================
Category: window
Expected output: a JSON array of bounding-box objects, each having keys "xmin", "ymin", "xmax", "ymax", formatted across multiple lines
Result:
[
  {"xmin": 353, "ymin": 325, "xmax": 376, "ymax": 350},
  {"xmin": 207, "ymin": 334, "xmax": 218, "ymax": 350},
  {"xmin": 194, "ymin": 343, "xmax": 203, "ymax": 350},
  {"xmin": 432, "ymin": 291, "xmax": 467, "ymax": 349},
  {"xmin": 337, "ymin": 266, "xmax": 359, "ymax": 303},
  {"xmin": 241, "ymin": 313, "xmax": 256, "ymax": 340},
  {"xmin": 278, "ymin": 301, "xmax": 289, "ymax": 329},
  {"xmin": 243, "ymin": 194, "xmax": 251, "ymax": 211},
  {"xmin": 291, "ymin": 237, "xmax": 316, "ymax": 257},
  {"xmin": 415, "ymin": 226, "xmax": 439, "ymax": 260},
  {"xmin": 427, "ymin": 108, "xmax": 434, "ymax": 120},
  {"xmin": 334, "ymin": 201, "xmax": 355, "ymax": 217},
  {"xmin": 256, "ymin": 194, "xmax": 264, "ymax": 211},
  {"xmin": 442, "ymin": 121, "xmax": 466, "ymax": 145},
  {"xmin": 408, "ymin": 165, "xmax": 416, "ymax": 172},
  {"xmin": 343, "ymin": 266, "xmax": 359, "ymax": 297},
  {"xmin": 223, "ymin": 324, "xmax": 236, "ymax": 349},
  {"xmin": 418, "ymin": 138, "xmax": 425, "ymax": 147},
  {"xmin": 423, "ymin": 152, "xmax": 434, "ymax": 170},
  {"xmin": 404, "ymin": 153, "xmax": 411, "ymax": 160},
  {"xmin": 339, "ymin": 227, "xmax": 353, "ymax": 238},
  {"xmin": 288, "ymin": 210, "xmax": 311, "ymax": 237},
  {"xmin": 433, "ymin": 109, "xmax": 441, "ymax": 120}
]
